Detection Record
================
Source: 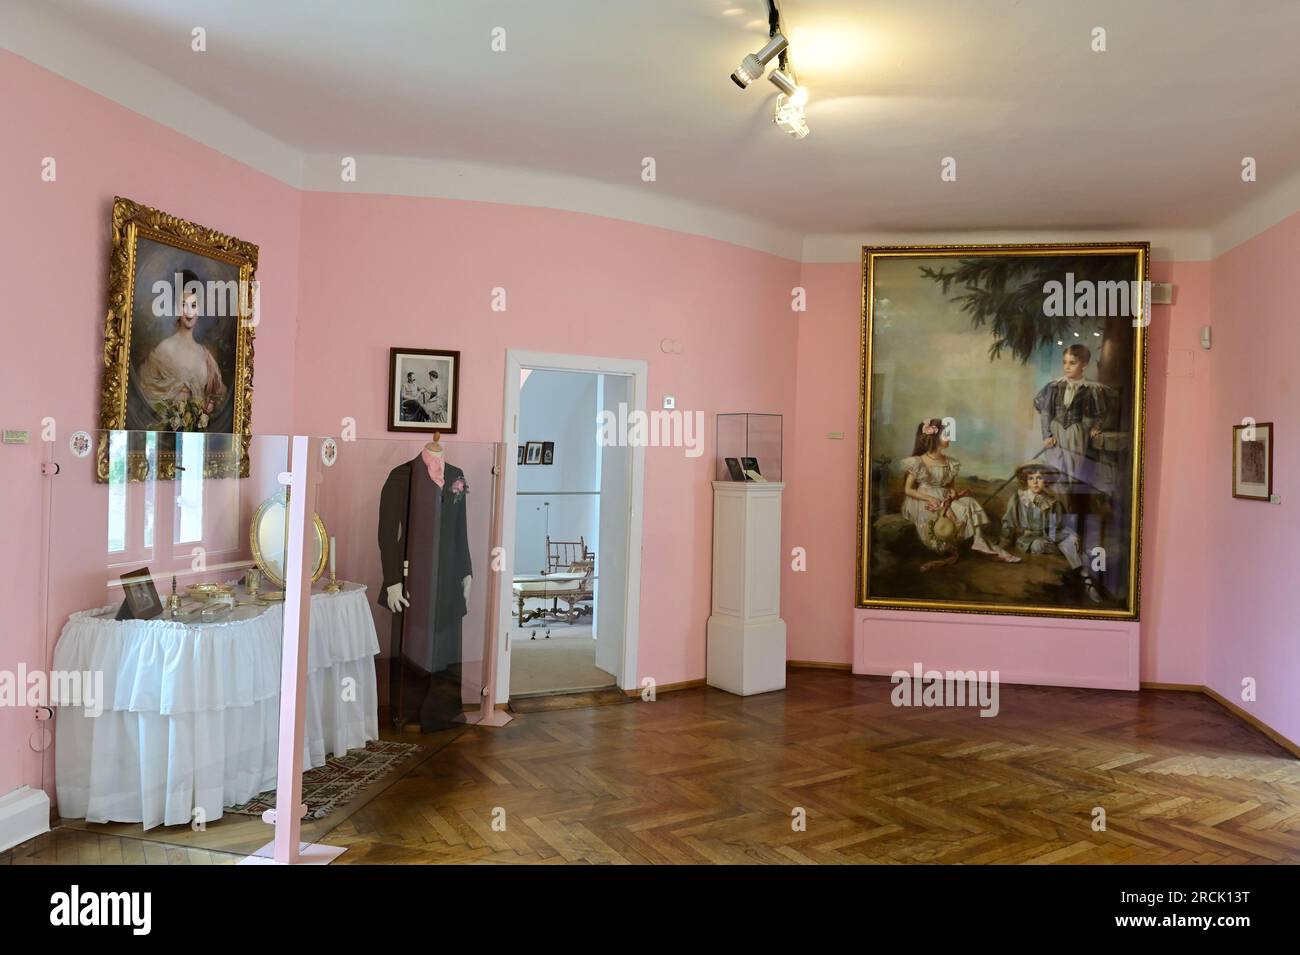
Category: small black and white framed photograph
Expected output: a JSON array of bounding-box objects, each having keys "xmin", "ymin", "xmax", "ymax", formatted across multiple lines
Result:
[
  {"xmin": 1232, "ymin": 421, "xmax": 1274, "ymax": 501},
  {"xmin": 525, "ymin": 441, "xmax": 543, "ymax": 465},
  {"xmin": 518, "ymin": 445, "xmax": 525, "ymax": 465},
  {"xmin": 388, "ymin": 347, "xmax": 460, "ymax": 433},
  {"xmin": 542, "ymin": 441, "xmax": 555, "ymax": 465}
]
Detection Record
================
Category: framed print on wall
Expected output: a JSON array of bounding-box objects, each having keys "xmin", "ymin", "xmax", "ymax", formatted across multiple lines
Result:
[
  {"xmin": 1232, "ymin": 421, "xmax": 1273, "ymax": 501},
  {"xmin": 98, "ymin": 196, "xmax": 259, "ymax": 481},
  {"xmin": 542, "ymin": 441, "xmax": 555, "ymax": 465},
  {"xmin": 857, "ymin": 242, "xmax": 1150, "ymax": 620},
  {"xmin": 524, "ymin": 441, "xmax": 543, "ymax": 465},
  {"xmin": 388, "ymin": 348, "xmax": 460, "ymax": 433}
]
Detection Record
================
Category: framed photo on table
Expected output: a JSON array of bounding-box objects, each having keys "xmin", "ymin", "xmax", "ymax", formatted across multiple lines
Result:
[
  {"xmin": 1232, "ymin": 421, "xmax": 1273, "ymax": 501},
  {"xmin": 857, "ymin": 242, "xmax": 1150, "ymax": 621},
  {"xmin": 116, "ymin": 567, "xmax": 163, "ymax": 621},
  {"xmin": 388, "ymin": 348, "xmax": 460, "ymax": 433}
]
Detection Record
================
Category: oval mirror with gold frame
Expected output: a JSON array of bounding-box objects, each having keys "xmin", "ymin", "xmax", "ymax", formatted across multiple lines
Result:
[{"xmin": 249, "ymin": 489, "xmax": 329, "ymax": 588}]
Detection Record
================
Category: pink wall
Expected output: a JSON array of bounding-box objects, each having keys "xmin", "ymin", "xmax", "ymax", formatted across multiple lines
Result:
[
  {"xmin": 4, "ymin": 46, "xmax": 1297, "ymax": 811},
  {"xmin": 0, "ymin": 52, "xmax": 302, "ymax": 798},
  {"xmin": 784, "ymin": 258, "xmax": 1215, "ymax": 689},
  {"xmin": 1206, "ymin": 215, "xmax": 1300, "ymax": 744},
  {"xmin": 290, "ymin": 192, "xmax": 801, "ymax": 689}
]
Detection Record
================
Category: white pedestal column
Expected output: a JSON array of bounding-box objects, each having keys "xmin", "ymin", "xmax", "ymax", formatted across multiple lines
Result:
[{"xmin": 706, "ymin": 481, "xmax": 786, "ymax": 696}]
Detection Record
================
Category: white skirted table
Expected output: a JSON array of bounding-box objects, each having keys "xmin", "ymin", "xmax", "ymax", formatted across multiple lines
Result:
[{"xmin": 52, "ymin": 582, "xmax": 380, "ymax": 830}]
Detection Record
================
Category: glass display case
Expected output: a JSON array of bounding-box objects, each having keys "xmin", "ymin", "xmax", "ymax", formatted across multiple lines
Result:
[
  {"xmin": 38, "ymin": 427, "xmax": 505, "ymax": 858},
  {"xmin": 715, "ymin": 413, "xmax": 783, "ymax": 482}
]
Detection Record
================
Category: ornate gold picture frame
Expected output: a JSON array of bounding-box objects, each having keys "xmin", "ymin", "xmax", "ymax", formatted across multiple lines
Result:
[
  {"xmin": 97, "ymin": 196, "xmax": 258, "ymax": 481},
  {"xmin": 857, "ymin": 242, "xmax": 1149, "ymax": 620}
]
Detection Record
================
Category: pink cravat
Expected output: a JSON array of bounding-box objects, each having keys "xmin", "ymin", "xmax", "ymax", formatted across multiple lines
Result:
[{"xmin": 421, "ymin": 448, "xmax": 445, "ymax": 488}]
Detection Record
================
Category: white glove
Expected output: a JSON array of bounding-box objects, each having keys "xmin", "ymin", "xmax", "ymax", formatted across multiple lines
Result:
[
  {"xmin": 386, "ymin": 579, "xmax": 469, "ymax": 611},
  {"xmin": 385, "ymin": 583, "xmax": 409, "ymax": 613}
]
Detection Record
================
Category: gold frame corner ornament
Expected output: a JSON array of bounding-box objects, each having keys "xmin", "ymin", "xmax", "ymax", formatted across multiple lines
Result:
[
  {"xmin": 856, "ymin": 241, "xmax": 1150, "ymax": 622},
  {"xmin": 96, "ymin": 196, "xmax": 258, "ymax": 482}
]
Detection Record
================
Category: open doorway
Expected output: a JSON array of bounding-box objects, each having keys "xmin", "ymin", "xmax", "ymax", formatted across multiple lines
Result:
[{"xmin": 498, "ymin": 352, "xmax": 646, "ymax": 706}]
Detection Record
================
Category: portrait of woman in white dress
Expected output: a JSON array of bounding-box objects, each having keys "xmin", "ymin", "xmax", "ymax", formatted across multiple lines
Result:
[
  {"xmin": 125, "ymin": 249, "xmax": 241, "ymax": 435},
  {"xmin": 133, "ymin": 269, "xmax": 229, "ymax": 431},
  {"xmin": 101, "ymin": 198, "xmax": 256, "ymax": 481}
]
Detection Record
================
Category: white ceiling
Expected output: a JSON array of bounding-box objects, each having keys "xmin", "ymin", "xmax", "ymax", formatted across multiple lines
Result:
[{"xmin": 15, "ymin": 0, "xmax": 1300, "ymax": 243}]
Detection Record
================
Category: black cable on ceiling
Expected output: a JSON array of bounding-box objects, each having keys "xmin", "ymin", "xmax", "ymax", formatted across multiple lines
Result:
[{"xmin": 767, "ymin": 0, "xmax": 792, "ymax": 76}]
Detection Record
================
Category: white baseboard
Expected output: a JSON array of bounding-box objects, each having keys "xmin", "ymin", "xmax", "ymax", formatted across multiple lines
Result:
[{"xmin": 0, "ymin": 786, "xmax": 51, "ymax": 853}]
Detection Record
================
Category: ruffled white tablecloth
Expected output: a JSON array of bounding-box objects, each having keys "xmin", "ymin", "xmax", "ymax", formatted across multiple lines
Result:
[{"xmin": 52, "ymin": 583, "xmax": 380, "ymax": 830}]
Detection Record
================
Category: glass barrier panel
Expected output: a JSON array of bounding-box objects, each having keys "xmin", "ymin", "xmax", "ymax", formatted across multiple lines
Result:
[
  {"xmin": 313, "ymin": 436, "xmax": 501, "ymax": 737},
  {"xmin": 43, "ymin": 429, "xmax": 306, "ymax": 859}
]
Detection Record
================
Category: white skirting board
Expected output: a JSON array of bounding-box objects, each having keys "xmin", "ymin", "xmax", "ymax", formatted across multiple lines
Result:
[{"xmin": 0, "ymin": 786, "xmax": 51, "ymax": 853}]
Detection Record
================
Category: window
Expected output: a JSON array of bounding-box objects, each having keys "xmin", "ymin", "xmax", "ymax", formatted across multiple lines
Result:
[{"xmin": 175, "ymin": 431, "xmax": 205, "ymax": 544}]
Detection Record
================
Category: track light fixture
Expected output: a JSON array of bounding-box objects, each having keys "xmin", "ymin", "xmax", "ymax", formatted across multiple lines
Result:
[
  {"xmin": 728, "ymin": 1, "xmax": 809, "ymax": 139},
  {"xmin": 730, "ymin": 32, "xmax": 788, "ymax": 88}
]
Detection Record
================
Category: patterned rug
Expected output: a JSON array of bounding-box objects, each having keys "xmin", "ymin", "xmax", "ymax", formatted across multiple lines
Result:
[{"xmin": 226, "ymin": 740, "xmax": 421, "ymax": 820}]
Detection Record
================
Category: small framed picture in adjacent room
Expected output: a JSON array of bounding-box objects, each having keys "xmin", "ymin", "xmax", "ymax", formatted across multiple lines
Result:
[
  {"xmin": 1232, "ymin": 421, "xmax": 1274, "ymax": 501},
  {"xmin": 542, "ymin": 441, "xmax": 555, "ymax": 465},
  {"xmin": 518, "ymin": 445, "xmax": 525, "ymax": 465},
  {"xmin": 388, "ymin": 347, "xmax": 460, "ymax": 433},
  {"xmin": 525, "ymin": 441, "xmax": 543, "ymax": 465}
]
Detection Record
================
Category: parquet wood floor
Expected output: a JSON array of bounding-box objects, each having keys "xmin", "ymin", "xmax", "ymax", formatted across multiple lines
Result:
[{"xmin": 7, "ymin": 671, "xmax": 1299, "ymax": 865}]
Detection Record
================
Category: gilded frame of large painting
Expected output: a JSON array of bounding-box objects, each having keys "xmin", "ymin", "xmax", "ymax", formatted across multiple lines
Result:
[
  {"xmin": 856, "ymin": 242, "xmax": 1149, "ymax": 621},
  {"xmin": 97, "ymin": 197, "xmax": 258, "ymax": 481}
]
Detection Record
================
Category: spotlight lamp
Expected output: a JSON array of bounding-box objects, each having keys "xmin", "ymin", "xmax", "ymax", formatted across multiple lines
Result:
[
  {"xmin": 730, "ymin": 32, "xmax": 788, "ymax": 88},
  {"xmin": 768, "ymin": 69, "xmax": 807, "ymax": 108},
  {"xmin": 773, "ymin": 94, "xmax": 809, "ymax": 139}
]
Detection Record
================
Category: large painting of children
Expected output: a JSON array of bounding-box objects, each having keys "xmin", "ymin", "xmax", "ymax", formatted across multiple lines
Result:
[{"xmin": 858, "ymin": 244, "xmax": 1149, "ymax": 619}]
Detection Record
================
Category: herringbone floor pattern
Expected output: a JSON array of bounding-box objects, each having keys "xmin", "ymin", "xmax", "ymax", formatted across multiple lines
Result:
[
  {"xmin": 328, "ymin": 672, "xmax": 1300, "ymax": 864},
  {"xmin": 8, "ymin": 671, "xmax": 1300, "ymax": 864}
]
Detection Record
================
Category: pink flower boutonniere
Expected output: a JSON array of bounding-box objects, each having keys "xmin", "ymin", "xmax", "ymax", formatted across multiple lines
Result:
[{"xmin": 450, "ymin": 477, "xmax": 468, "ymax": 503}]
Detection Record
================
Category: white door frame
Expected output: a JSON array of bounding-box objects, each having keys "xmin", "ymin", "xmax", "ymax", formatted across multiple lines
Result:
[{"xmin": 497, "ymin": 350, "xmax": 647, "ymax": 703}]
